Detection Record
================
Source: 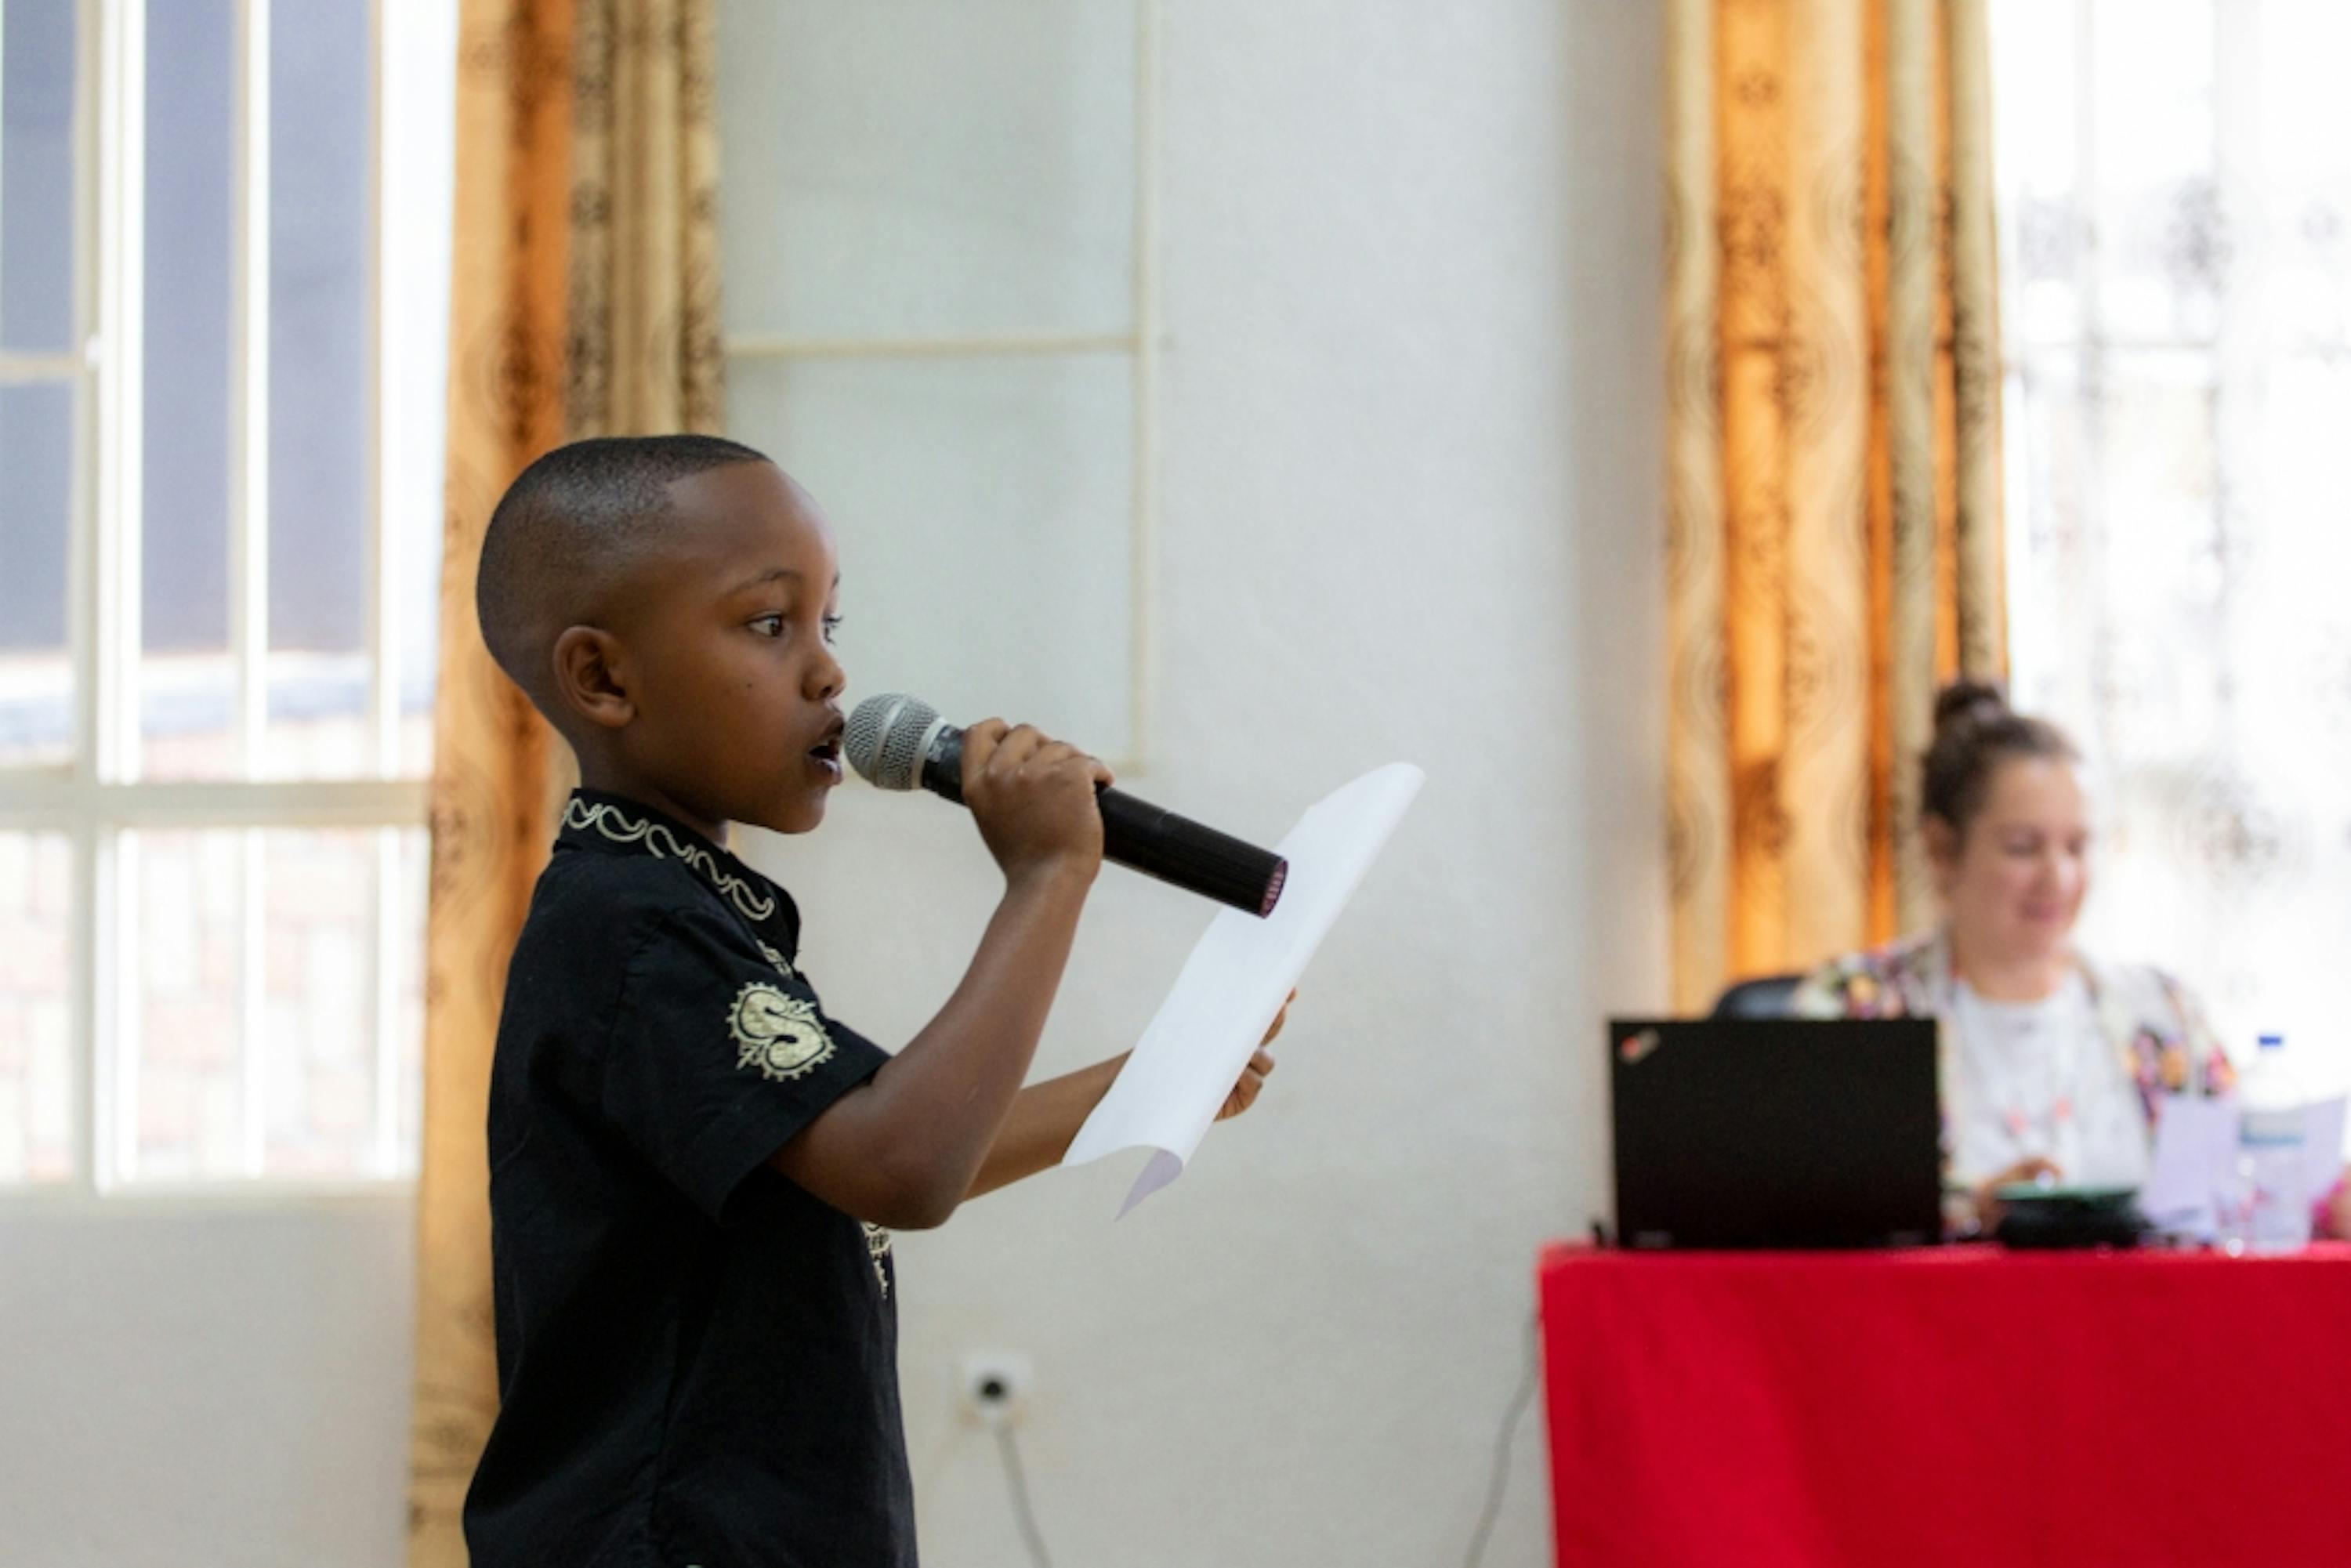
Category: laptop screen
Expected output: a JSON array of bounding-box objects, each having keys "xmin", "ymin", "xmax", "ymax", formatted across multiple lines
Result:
[{"xmin": 1608, "ymin": 1017, "xmax": 1942, "ymax": 1248}]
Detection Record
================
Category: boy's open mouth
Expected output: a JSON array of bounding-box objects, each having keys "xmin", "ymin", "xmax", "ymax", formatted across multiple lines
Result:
[{"xmin": 807, "ymin": 720, "xmax": 846, "ymax": 778}]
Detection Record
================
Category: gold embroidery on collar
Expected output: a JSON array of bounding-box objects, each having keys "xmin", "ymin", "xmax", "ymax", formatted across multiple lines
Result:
[
  {"xmin": 565, "ymin": 798, "xmax": 779, "ymax": 923},
  {"xmin": 864, "ymin": 1222, "xmax": 893, "ymax": 1298}
]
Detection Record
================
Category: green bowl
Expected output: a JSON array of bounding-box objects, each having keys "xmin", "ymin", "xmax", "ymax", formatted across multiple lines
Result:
[{"xmin": 1992, "ymin": 1182, "xmax": 2138, "ymax": 1207}]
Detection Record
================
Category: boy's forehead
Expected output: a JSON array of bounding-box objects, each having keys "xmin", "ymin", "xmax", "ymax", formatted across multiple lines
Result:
[{"xmin": 662, "ymin": 461, "xmax": 838, "ymax": 585}]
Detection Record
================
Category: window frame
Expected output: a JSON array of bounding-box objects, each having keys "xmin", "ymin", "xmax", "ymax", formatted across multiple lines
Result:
[{"xmin": 0, "ymin": 0, "xmax": 448, "ymax": 1201}]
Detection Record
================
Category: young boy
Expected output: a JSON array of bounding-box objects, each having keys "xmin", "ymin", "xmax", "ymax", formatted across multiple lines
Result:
[{"xmin": 460, "ymin": 435, "xmax": 1280, "ymax": 1566}]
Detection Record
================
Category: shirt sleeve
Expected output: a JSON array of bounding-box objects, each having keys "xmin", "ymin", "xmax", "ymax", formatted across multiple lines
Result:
[
  {"xmin": 600, "ymin": 899, "xmax": 889, "ymax": 1224},
  {"xmin": 1788, "ymin": 958, "xmax": 1857, "ymax": 1019},
  {"xmin": 2155, "ymin": 967, "xmax": 2234, "ymax": 1096}
]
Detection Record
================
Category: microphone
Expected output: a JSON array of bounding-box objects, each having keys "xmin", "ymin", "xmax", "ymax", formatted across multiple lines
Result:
[{"xmin": 843, "ymin": 693, "xmax": 1288, "ymax": 918}]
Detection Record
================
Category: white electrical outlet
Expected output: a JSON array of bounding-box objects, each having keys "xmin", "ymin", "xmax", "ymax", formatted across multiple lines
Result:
[{"xmin": 958, "ymin": 1351, "xmax": 1032, "ymax": 1427}]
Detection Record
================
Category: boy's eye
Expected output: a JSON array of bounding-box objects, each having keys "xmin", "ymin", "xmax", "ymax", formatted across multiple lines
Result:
[{"xmin": 747, "ymin": 612, "xmax": 841, "ymax": 643}]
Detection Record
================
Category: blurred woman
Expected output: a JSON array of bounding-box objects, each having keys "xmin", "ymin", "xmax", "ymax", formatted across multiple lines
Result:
[{"xmin": 1791, "ymin": 682, "xmax": 2348, "ymax": 1237}]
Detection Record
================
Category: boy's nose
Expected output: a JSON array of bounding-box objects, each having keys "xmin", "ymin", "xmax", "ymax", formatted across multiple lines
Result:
[{"xmin": 810, "ymin": 654, "xmax": 846, "ymax": 702}]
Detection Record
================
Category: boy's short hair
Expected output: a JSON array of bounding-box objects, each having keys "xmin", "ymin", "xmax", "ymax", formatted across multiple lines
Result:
[{"xmin": 476, "ymin": 433, "xmax": 772, "ymax": 713}]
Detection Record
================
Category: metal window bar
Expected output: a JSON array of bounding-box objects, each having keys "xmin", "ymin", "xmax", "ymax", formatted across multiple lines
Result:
[
  {"xmin": 367, "ymin": 0, "xmax": 398, "ymax": 1178},
  {"xmin": 367, "ymin": 0, "xmax": 395, "ymax": 781},
  {"xmin": 87, "ymin": 0, "xmax": 147, "ymax": 1193},
  {"xmin": 228, "ymin": 0, "xmax": 272, "ymax": 1177},
  {"xmin": 66, "ymin": 0, "xmax": 105, "ymax": 1191},
  {"xmin": 230, "ymin": 0, "xmax": 270, "ymax": 780}
]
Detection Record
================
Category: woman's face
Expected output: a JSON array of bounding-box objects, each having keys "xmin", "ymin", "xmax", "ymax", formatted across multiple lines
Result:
[{"xmin": 1933, "ymin": 755, "xmax": 2091, "ymax": 967}]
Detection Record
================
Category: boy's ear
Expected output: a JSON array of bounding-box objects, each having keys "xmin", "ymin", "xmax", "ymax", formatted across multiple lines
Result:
[{"xmin": 550, "ymin": 625, "xmax": 635, "ymax": 730}]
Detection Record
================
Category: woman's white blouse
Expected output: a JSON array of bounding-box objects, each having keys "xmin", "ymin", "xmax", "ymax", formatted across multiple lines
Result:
[{"xmin": 1949, "ymin": 970, "xmax": 2153, "ymax": 1190}]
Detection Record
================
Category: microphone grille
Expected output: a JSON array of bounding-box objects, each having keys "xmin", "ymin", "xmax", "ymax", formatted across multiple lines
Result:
[{"xmin": 844, "ymin": 693, "xmax": 940, "ymax": 791}]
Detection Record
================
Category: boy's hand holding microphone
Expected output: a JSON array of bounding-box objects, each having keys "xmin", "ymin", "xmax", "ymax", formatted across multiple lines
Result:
[
  {"xmin": 958, "ymin": 719, "xmax": 1115, "ymax": 891},
  {"xmin": 951, "ymin": 715, "xmax": 1281, "ymax": 1123},
  {"xmin": 843, "ymin": 693, "xmax": 1290, "ymax": 917}
]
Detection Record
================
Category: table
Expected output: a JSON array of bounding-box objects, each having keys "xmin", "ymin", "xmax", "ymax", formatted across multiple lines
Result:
[{"xmin": 1538, "ymin": 1243, "xmax": 2351, "ymax": 1567}]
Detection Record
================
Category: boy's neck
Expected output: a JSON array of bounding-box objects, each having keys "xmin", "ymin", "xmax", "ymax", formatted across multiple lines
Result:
[{"xmin": 576, "ymin": 758, "xmax": 730, "ymax": 846}]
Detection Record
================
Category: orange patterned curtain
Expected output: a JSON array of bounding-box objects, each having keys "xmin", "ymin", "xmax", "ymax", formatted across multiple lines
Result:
[
  {"xmin": 1665, "ymin": 0, "xmax": 2008, "ymax": 1016},
  {"xmin": 566, "ymin": 0, "xmax": 726, "ymax": 439},
  {"xmin": 405, "ymin": 1, "xmax": 723, "ymax": 1560}
]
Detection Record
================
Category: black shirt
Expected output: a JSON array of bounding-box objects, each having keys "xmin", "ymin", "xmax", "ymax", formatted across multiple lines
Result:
[{"xmin": 465, "ymin": 789, "xmax": 915, "ymax": 1567}]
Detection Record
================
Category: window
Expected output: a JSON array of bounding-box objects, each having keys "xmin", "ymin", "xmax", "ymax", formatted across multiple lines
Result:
[
  {"xmin": 1991, "ymin": 0, "xmax": 2351, "ymax": 1095},
  {"xmin": 0, "ymin": 0, "xmax": 456, "ymax": 1190},
  {"xmin": 715, "ymin": 0, "xmax": 1158, "ymax": 766}
]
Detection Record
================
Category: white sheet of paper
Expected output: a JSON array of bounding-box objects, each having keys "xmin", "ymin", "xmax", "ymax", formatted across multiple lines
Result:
[
  {"xmin": 2140, "ymin": 1093, "xmax": 2239, "ymax": 1237},
  {"xmin": 2300, "ymin": 1096, "xmax": 2347, "ymax": 1210},
  {"xmin": 2140, "ymin": 1095, "xmax": 2348, "ymax": 1239},
  {"xmin": 1062, "ymin": 762, "xmax": 1424, "ymax": 1216}
]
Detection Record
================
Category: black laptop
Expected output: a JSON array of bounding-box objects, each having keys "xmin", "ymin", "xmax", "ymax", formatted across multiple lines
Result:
[{"xmin": 1607, "ymin": 1018, "xmax": 1943, "ymax": 1248}]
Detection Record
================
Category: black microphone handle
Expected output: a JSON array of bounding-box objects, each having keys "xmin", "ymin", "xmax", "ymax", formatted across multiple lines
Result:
[
  {"xmin": 1096, "ymin": 788, "xmax": 1289, "ymax": 918},
  {"xmin": 922, "ymin": 726, "xmax": 969, "ymax": 805},
  {"xmin": 918, "ymin": 726, "xmax": 1287, "ymax": 918}
]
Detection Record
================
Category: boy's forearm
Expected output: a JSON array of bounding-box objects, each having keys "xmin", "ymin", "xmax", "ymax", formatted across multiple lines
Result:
[
  {"xmin": 963, "ymin": 1052, "xmax": 1130, "ymax": 1201},
  {"xmin": 770, "ymin": 863, "xmax": 1093, "ymax": 1227}
]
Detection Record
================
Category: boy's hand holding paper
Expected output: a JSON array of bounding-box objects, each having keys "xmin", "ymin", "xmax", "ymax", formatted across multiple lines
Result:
[
  {"xmin": 1215, "ymin": 997, "xmax": 1291, "ymax": 1122},
  {"xmin": 1064, "ymin": 763, "xmax": 1424, "ymax": 1215}
]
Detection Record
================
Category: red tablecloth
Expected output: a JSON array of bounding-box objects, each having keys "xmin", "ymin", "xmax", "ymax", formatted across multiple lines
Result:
[{"xmin": 1539, "ymin": 1243, "xmax": 2351, "ymax": 1568}]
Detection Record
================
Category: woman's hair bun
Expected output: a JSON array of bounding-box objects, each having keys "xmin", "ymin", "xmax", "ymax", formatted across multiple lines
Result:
[
  {"xmin": 1919, "ymin": 679, "xmax": 2076, "ymax": 836},
  {"xmin": 1932, "ymin": 679, "xmax": 2009, "ymax": 737}
]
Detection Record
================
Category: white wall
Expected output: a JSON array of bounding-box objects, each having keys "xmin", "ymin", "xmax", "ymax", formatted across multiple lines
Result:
[
  {"xmin": 755, "ymin": 4, "xmax": 1668, "ymax": 1563},
  {"xmin": 0, "ymin": 2, "xmax": 1662, "ymax": 1563},
  {"xmin": 0, "ymin": 1197, "xmax": 416, "ymax": 1564}
]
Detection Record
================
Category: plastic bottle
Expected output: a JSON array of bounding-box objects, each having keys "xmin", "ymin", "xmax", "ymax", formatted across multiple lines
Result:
[{"xmin": 2233, "ymin": 1032, "xmax": 2311, "ymax": 1255}]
